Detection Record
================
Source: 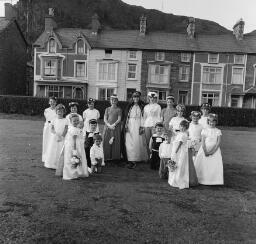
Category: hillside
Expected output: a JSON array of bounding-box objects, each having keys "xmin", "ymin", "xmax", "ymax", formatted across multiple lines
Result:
[{"xmin": 14, "ymin": 0, "xmax": 230, "ymax": 43}]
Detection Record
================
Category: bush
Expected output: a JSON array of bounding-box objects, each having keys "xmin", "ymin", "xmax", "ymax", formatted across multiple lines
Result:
[{"xmin": 0, "ymin": 95, "xmax": 256, "ymax": 127}]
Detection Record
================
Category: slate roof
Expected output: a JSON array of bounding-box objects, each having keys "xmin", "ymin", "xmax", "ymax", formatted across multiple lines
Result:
[{"xmin": 34, "ymin": 27, "xmax": 256, "ymax": 53}]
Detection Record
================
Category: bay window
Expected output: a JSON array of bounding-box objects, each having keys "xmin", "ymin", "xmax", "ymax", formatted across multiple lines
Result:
[{"xmin": 44, "ymin": 59, "xmax": 57, "ymax": 76}]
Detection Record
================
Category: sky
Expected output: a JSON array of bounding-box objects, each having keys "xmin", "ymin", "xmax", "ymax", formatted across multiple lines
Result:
[{"xmin": 0, "ymin": 0, "xmax": 255, "ymax": 33}]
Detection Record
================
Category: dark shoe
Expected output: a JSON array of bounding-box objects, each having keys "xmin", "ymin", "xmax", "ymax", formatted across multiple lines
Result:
[{"xmin": 128, "ymin": 162, "xmax": 136, "ymax": 169}]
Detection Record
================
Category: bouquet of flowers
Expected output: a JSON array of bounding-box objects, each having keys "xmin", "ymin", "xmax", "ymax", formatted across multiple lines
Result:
[
  {"xmin": 188, "ymin": 139, "xmax": 201, "ymax": 156},
  {"xmin": 167, "ymin": 159, "xmax": 177, "ymax": 172},
  {"xmin": 71, "ymin": 150, "xmax": 81, "ymax": 169}
]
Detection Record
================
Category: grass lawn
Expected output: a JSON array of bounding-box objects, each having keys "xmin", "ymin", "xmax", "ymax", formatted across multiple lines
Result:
[{"xmin": 0, "ymin": 116, "xmax": 256, "ymax": 243}]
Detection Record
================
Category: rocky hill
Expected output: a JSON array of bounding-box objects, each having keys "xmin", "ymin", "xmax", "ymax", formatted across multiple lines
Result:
[{"xmin": 14, "ymin": 0, "xmax": 230, "ymax": 43}]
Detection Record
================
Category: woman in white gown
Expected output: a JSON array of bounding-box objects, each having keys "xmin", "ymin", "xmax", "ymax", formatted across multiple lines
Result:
[
  {"xmin": 198, "ymin": 103, "xmax": 211, "ymax": 129},
  {"xmin": 42, "ymin": 96, "xmax": 57, "ymax": 164},
  {"xmin": 123, "ymin": 91, "xmax": 148, "ymax": 169},
  {"xmin": 194, "ymin": 114, "xmax": 224, "ymax": 185}
]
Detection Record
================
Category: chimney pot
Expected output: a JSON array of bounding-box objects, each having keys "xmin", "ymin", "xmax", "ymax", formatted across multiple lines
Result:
[
  {"xmin": 91, "ymin": 14, "xmax": 101, "ymax": 35},
  {"xmin": 233, "ymin": 18, "xmax": 245, "ymax": 40},
  {"xmin": 45, "ymin": 8, "xmax": 57, "ymax": 31},
  {"xmin": 187, "ymin": 17, "xmax": 195, "ymax": 39},
  {"xmin": 139, "ymin": 15, "xmax": 147, "ymax": 36}
]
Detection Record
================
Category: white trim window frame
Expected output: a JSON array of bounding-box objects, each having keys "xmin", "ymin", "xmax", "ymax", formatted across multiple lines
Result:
[
  {"xmin": 201, "ymin": 92, "xmax": 220, "ymax": 106},
  {"xmin": 234, "ymin": 54, "xmax": 245, "ymax": 65},
  {"xmin": 43, "ymin": 59, "xmax": 57, "ymax": 77},
  {"xmin": 47, "ymin": 85, "xmax": 64, "ymax": 98},
  {"xmin": 155, "ymin": 52, "xmax": 165, "ymax": 61},
  {"xmin": 98, "ymin": 62, "xmax": 118, "ymax": 81},
  {"xmin": 178, "ymin": 90, "xmax": 188, "ymax": 105},
  {"xmin": 232, "ymin": 66, "xmax": 244, "ymax": 85},
  {"xmin": 128, "ymin": 51, "xmax": 137, "ymax": 60},
  {"xmin": 179, "ymin": 65, "xmax": 190, "ymax": 82},
  {"xmin": 181, "ymin": 53, "xmax": 191, "ymax": 62},
  {"xmin": 74, "ymin": 60, "xmax": 87, "ymax": 79},
  {"xmin": 127, "ymin": 63, "xmax": 137, "ymax": 80},
  {"xmin": 148, "ymin": 64, "xmax": 170, "ymax": 84},
  {"xmin": 48, "ymin": 38, "xmax": 56, "ymax": 53},
  {"xmin": 97, "ymin": 87, "xmax": 116, "ymax": 100},
  {"xmin": 76, "ymin": 39, "xmax": 86, "ymax": 56},
  {"xmin": 202, "ymin": 66, "xmax": 222, "ymax": 84},
  {"xmin": 208, "ymin": 53, "xmax": 219, "ymax": 64}
]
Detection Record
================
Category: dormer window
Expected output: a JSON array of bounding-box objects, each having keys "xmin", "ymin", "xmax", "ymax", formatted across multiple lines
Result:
[
  {"xmin": 49, "ymin": 38, "xmax": 56, "ymax": 53},
  {"xmin": 208, "ymin": 53, "xmax": 219, "ymax": 64},
  {"xmin": 77, "ymin": 39, "xmax": 85, "ymax": 55},
  {"xmin": 155, "ymin": 52, "xmax": 165, "ymax": 61}
]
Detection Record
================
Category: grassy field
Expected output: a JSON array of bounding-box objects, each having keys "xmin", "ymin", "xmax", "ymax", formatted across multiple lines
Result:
[{"xmin": 0, "ymin": 116, "xmax": 256, "ymax": 243}]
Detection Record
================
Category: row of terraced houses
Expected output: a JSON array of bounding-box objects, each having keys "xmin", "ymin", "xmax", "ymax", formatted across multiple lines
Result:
[{"xmin": 33, "ymin": 10, "xmax": 256, "ymax": 108}]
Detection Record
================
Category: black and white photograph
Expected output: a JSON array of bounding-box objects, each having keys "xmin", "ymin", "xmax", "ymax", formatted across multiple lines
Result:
[{"xmin": 0, "ymin": 0, "xmax": 256, "ymax": 243}]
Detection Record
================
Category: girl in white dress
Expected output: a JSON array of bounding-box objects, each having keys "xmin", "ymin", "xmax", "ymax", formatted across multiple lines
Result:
[
  {"xmin": 143, "ymin": 92, "xmax": 161, "ymax": 146},
  {"xmin": 168, "ymin": 120, "xmax": 190, "ymax": 189},
  {"xmin": 194, "ymin": 114, "xmax": 224, "ymax": 185},
  {"xmin": 44, "ymin": 104, "xmax": 68, "ymax": 170},
  {"xmin": 66, "ymin": 102, "xmax": 83, "ymax": 127},
  {"xmin": 63, "ymin": 114, "xmax": 89, "ymax": 180},
  {"xmin": 83, "ymin": 98, "xmax": 100, "ymax": 136},
  {"xmin": 169, "ymin": 104, "xmax": 186, "ymax": 140},
  {"xmin": 42, "ymin": 97, "xmax": 57, "ymax": 163},
  {"xmin": 198, "ymin": 103, "xmax": 211, "ymax": 129}
]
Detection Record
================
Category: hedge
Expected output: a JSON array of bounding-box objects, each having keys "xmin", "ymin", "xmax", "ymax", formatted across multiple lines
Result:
[{"xmin": 0, "ymin": 95, "xmax": 256, "ymax": 127}]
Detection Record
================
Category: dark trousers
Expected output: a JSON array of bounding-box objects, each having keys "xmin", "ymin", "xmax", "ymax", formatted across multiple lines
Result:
[
  {"xmin": 149, "ymin": 150, "xmax": 160, "ymax": 170},
  {"xmin": 85, "ymin": 146, "xmax": 91, "ymax": 168},
  {"xmin": 159, "ymin": 158, "xmax": 169, "ymax": 179}
]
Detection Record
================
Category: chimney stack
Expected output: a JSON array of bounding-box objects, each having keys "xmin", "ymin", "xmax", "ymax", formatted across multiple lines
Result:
[
  {"xmin": 139, "ymin": 15, "xmax": 147, "ymax": 36},
  {"xmin": 91, "ymin": 14, "xmax": 101, "ymax": 35},
  {"xmin": 4, "ymin": 3, "xmax": 17, "ymax": 20},
  {"xmin": 233, "ymin": 18, "xmax": 245, "ymax": 41},
  {"xmin": 187, "ymin": 17, "xmax": 195, "ymax": 39},
  {"xmin": 45, "ymin": 8, "xmax": 57, "ymax": 31}
]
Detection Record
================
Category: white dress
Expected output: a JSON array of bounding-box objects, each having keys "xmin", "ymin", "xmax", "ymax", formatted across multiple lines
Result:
[
  {"xmin": 44, "ymin": 118, "xmax": 68, "ymax": 169},
  {"xmin": 63, "ymin": 126, "xmax": 89, "ymax": 180},
  {"xmin": 143, "ymin": 103, "xmax": 161, "ymax": 127},
  {"xmin": 168, "ymin": 132, "xmax": 189, "ymax": 189},
  {"xmin": 194, "ymin": 128, "xmax": 224, "ymax": 185},
  {"xmin": 42, "ymin": 107, "xmax": 57, "ymax": 163},
  {"xmin": 188, "ymin": 123, "xmax": 203, "ymax": 152},
  {"xmin": 66, "ymin": 113, "xmax": 83, "ymax": 127},
  {"xmin": 125, "ymin": 105, "xmax": 148, "ymax": 162},
  {"xmin": 169, "ymin": 116, "xmax": 185, "ymax": 139},
  {"xmin": 82, "ymin": 108, "xmax": 100, "ymax": 135},
  {"xmin": 198, "ymin": 116, "xmax": 209, "ymax": 129}
]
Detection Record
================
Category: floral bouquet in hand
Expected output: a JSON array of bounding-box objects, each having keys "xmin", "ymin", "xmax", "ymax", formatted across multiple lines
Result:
[
  {"xmin": 71, "ymin": 150, "xmax": 81, "ymax": 169},
  {"xmin": 167, "ymin": 159, "xmax": 177, "ymax": 172}
]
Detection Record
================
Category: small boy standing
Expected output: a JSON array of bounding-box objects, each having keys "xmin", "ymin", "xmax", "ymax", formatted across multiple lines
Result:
[
  {"xmin": 159, "ymin": 131, "xmax": 173, "ymax": 179},
  {"xmin": 90, "ymin": 134, "xmax": 105, "ymax": 173}
]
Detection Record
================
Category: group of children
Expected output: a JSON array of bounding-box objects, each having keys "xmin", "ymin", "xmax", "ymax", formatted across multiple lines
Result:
[
  {"xmin": 42, "ymin": 97, "xmax": 104, "ymax": 180},
  {"xmin": 149, "ymin": 103, "xmax": 224, "ymax": 189},
  {"xmin": 42, "ymin": 95, "xmax": 224, "ymax": 188}
]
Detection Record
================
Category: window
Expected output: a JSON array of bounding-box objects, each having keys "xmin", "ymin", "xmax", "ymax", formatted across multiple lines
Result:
[
  {"xmin": 202, "ymin": 66, "xmax": 222, "ymax": 84},
  {"xmin": 129, "ymin": 51, "xmax": 137, "ymax": 59},
  {"xmin": 44, "ymin": 59, "xmax": 57, "ymax": 76},
  {"xmin": 208, "ymin": 53, "xmax": 219, "ymax": 63},
  {"xmin": 201, "ymin": 92, "xmax": 219, "ymax": 106},
  {"xmin": 127, "ymin": 88, "xmax": 136, "ymax": 100},
  {"xmin": 150, "ymin": 90, "xmax": 167, "ymax": 102},
  {"xmin": 149, "ymin": 64, "xmax": 169, "ymax": 84},
  {"xmin": 49, "ymin": 39, "xmax": 56, "ymax": 53},
  {"xmin": 48, "ymin": 85, "xmax": 64, "ymax": 98},
  {"xmin": 181, "ymin": 53, "xmax": 191, "ymax": 62},
  {"xmin": 234, "ymin": 54, "xmax": 245, "ymax": 64},
  {"xmin": 75, "ymin": 62, "xmax": 86, "ymax": 77},
  {"xmin": 105, "ymin": 49, "xmax": 112, "ymax": 59},
  {"xmin": 127, "ymin": 64, "xmax": 137, "ymax": 79},
  {"xmin": 155, "ymin": 52, "xmax": 165, "ymax": 61},
  {"xmin": 98, "ymin": 88, "xmax": 114, "ymax": 100},
  {"xmin": 232, "ymin": 67, "xmax": 244, "ymax": 84},
  {"xmin": 231, "ymin": 95, "xmax": 240, "ymax": 107},
  {"xmin": 98, "ymin": 63, "xmax": 117, "ymax": 81},
  {"xmin": 77, "ymin": 39, "xmax": 85, "ymax": 55},
  {"xmin": 178, "ymin": 90, "xmax": 188, "ymax": 104},
  {"xmin": 73, "ymin": 87, "xmax": 84, "ymax": 99},
  {"xmin": 179, "ymin": 66, "xmax": 190, "ymax": 81}
]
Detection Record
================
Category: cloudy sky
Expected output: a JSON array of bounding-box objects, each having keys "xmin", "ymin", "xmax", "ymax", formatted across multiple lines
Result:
[{"xmin": 0, "ymin": 0, "xmax": 255, "ymax": 33}]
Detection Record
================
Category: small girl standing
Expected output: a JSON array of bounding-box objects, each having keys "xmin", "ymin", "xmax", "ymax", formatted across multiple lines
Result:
[
  {"xmin": 42, "ymin": 96, "xmax": 57, "ymax": 163},
  {"xmin": 159, "ymin": 131, "xmax": 172, "ymax": 179},
  {"xmin": 168, "ymin": 120, "xmax": 190, "ymax": 189},
  {"xmin": 194, "ymin": 114, "xmax": 224, "ymax": 185},
  {"xmin": 198, "ymin": 103, "xmax": 211, "ymax": 129},
  {"xmin": 90, "ymin": 134, "xmax": 105, "ymax": 173},
  {"xmin": 149, "ymin": 122, "xmax": 165, "ymax": 170},
  {"xmin": 63, "ymin": 114, "xmax": 89, "ymax": 180},
  {"xmin": 45, "ymin": 104, "xmax": 68, "ymax": 170}
]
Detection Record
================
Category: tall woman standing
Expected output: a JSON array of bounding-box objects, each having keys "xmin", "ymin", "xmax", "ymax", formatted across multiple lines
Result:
[
  {"xmin": 143, "ymin": 92, "xmax": 162, "ymax": 147},
  {"xmin": 42, "ymin": 96, "xmax": 57, "ymax": 164},
  {"xmin": 123, "ymin": 91, "xmax": 148, "ymax": 169},
  {"xmin": 103, "ymin": 94, "xmax": 122, "ymax": 162}
]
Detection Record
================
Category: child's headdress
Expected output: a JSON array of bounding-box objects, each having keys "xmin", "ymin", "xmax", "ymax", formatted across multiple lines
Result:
[
  {"xmin": 190, "ymin": 111, "xmax": 201, "ymax": 118},
  {"xmin": 55, "ymin": 103, "xmax": 65, "ymax": 111},
  {"xmin": 207, "ymin": 113, "xmax": 218, "ymax": 122},
  {"xmin": 69, "ymin": 101, "xmax": 79, "ymax": 108},
  {"xmin": 132, "ymin": 91, "xmax": 141, "ymax": 97},
  {"xmin": 201, "ymin": 103, "xmax": 211, "ymax": 110},
  {"xmin": 166, "ymin": 95, "xmax": 175, "ymax": 101},
  {"xmin": 176, "ymin": 104, "xmax": 186, "ymax": 112},
  {"xmin": 88, "ymin": 98, "xmax": 95, "ymax": 104},
  {"xmin": 110, "ymin": 94, "xmax": 118, "ymax": 100},
  {"xmin": 148, "ymin": 91, "xmax": 158, "ymax": 98}
]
